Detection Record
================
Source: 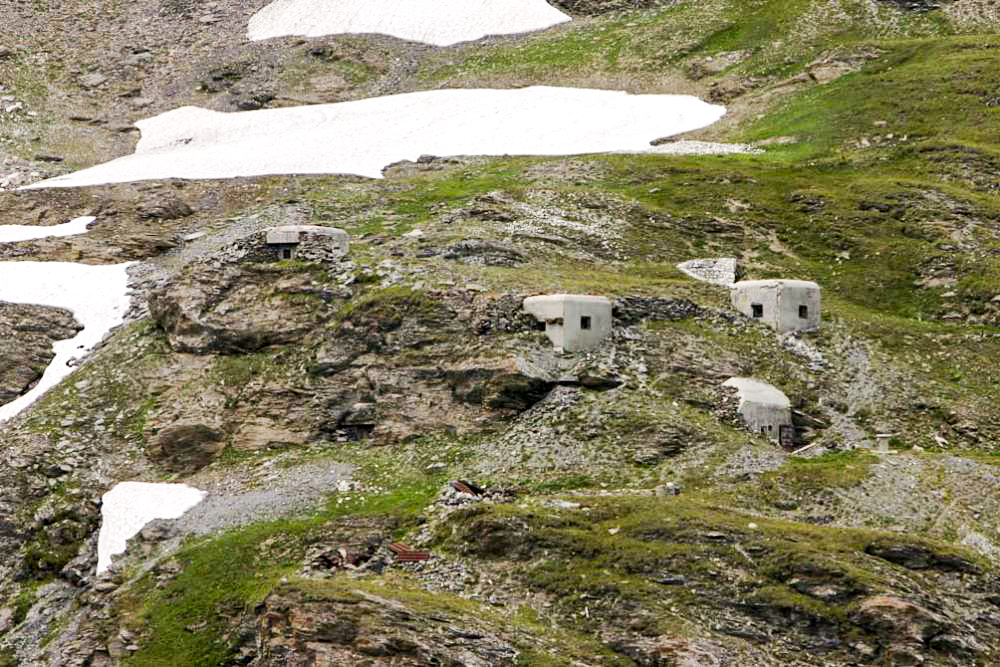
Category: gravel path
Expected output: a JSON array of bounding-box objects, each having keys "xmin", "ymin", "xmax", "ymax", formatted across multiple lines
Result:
[{"xmin": 174, "ymin": 456, "xmax": 356, "ymax": 536}]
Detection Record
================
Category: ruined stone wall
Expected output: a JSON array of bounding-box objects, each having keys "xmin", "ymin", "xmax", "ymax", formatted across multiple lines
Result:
[
  {"xmin": 677, "ymin": 258, "xmax": 740, "ymax": 286},
  {"xmin": 208, "ymin": 231, "xmax": 350, "ymax": 266}
]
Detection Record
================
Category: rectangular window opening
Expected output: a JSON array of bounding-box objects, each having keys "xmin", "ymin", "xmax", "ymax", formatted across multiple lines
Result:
[
  {"xmin": 799, "ymin": 305, "xmax": 809, "ymax": 319},
  {"xmin": 580, "ymin": 316, "xmax": 592, "ymax": 331},
  {"xmin": 751, "ymin": 304, "xmax": 764, "ymax": 318},
  {"xmin": 282, "ymin": 248, "xmax": 293, "ymax": 260}
]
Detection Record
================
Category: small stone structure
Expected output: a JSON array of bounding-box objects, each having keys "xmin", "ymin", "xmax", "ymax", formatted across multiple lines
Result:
[
  {"xmin": 677, "ymin": 258, "xmax": 741, "ymax": 286},
  {"xmin": 722, "ymin": 377, "xmax": 793, "ymax": 445},
  {"xmin": 265, "ymin": 225, "xmax": 349, "ymax": 262},
  {"xmin": 874, "ymin": 433, "xmax": 898, "ymax": 453},
  {"xmin": 523, "ymin": 294, "xmax": 612, "ymax": 353},
  {"xmin": 730, "ymin": 279, "xmax": 820, "ymax": 333}
]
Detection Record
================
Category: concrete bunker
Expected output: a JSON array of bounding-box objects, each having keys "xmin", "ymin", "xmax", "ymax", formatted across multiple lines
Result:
[
  {"xmin": 723, "ymin": 377, "xmax": 793, "ymax": 446},
  {"xmin": 265, "ymin": 225, "xmax": 349, "ymax": 262},
  {"xmin": 523, "ymin": 294, "xmax": 612, "ymax": 353},
  {"xmin": 730, "ymin": 279, "xmax": 820, "ymax": 333}
]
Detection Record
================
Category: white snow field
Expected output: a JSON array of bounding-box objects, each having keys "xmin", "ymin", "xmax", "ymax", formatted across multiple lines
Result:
[
  {"xmin": 0, "ymin": 262, "xmax": 133, "ymax": 422},
  {"xmin": 248, "ymin": 0, "xmax": 571, "ymax": 46},
  {"xmin": 97, "ymin": 482, "xmax": 206, "ymax": 573},
  {"xmin": 0, "ymin": 216, "xmax": 94, "ymax": 243},
  {"xmin": 25, "ymin": 87, "xmax": 726, "ymax": 189}
]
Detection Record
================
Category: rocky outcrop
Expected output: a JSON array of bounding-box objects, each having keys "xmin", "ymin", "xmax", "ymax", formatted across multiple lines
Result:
[
  {"xmin": 865, "ymin": 540, "xmax": 981, "ymax": 573},
  {"xmin": 0, "ymin": 303, "xmax": 82, "ymax": 406},
  {"xmin": 149, "ymin": 263, "xmax": 344, "ymax": 354},
  {"xmin": 251, "ymin": 585, "xmax": 518, "ymax": 666},
  {"xmin": 149, "ymin": 423, "xmax": 225, "ymax": 473},
  {"xmin": 442, "ymin": 239, "xmax": 525, "ymax": 267},
  {"xmin": 551, "ymin": 0, "xmax": 672, "ymax": 15},
  {"xmin": 137, "ymin": 194, "xmax": 193, "ymax": 220},
  {"xmin": 881, "ymin": 0, "xmax": 954, "ymax": 11},
  {"xmin": 446, "ymin": 361, "xmax": 556, "ymax": 411},
  {"xmin": 851, "ymin": 595, "xmax": 947, "ymax": 665}
]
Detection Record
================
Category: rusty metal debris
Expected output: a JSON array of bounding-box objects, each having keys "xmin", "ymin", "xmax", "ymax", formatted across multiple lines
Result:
[
  {"xmin": 450, "ymin": 479, "xmax": 484, "ymax": 496},
  {"xmin": 389, "ymin": 542, "xmax": 431, "ymax": 562},
  {"xmin": 313, "ymin": 542, "xmax": 377, "ymax": 571}
]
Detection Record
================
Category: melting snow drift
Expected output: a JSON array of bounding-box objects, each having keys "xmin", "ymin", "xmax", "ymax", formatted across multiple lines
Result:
[
  {"xmin": 26, "ymin": 87, "xmax": 726, "ymax": 189},
  {"xmin": 98, "ymin": 482, "xmax": 206, "ymax": 573},
  {"xmin": 0, "ymin": 262, "xmax": 133, "ymax": 422},
  {"xmin": 248, "ymin": 0, "xmax": 571, "ymax": 46},
  {"xmin": 0, "ymin": 216, "xmax": 94, "ymax": 243}
]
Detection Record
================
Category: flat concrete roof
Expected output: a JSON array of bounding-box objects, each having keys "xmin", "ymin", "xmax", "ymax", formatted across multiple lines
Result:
[
  {"xmin": 731, "ymin": 279, "xmax": 820, "ymax": 290},
  {"xmin": 266, "ymin": 224, "xmax": 346, "ymax": 235},
  {"xmin": 524, "ymin": 294, "xmax": 612, "ymax": 305},
  {"xmin": 265, "ymin": 224, "xmax": 348, "ymax": 245}
]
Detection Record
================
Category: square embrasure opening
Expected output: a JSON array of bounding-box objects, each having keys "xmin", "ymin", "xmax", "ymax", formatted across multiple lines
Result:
[
  {"xmin": 799, "ymin": 305, "xmax": 809, "ymax": 319},
  {"xmin": 751, "ymin": 304, "xmax": 764, "ymax": 318},
  {"xmin": 580, "ymin": 315, "xmax": 592, "ymax": 330}
]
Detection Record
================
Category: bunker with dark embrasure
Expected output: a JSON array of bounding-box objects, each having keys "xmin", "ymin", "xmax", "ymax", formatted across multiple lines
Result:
[
  {"xmin": 523, "ymin": 294, "xmax": 612, "ymax": 352},
  {"xmin": 723, "ymin": 377, "xmax": 794, "ymax": 445},
  {"xmin": 730, "ymin": 279, "xmax": 821, "ymax": 333}
]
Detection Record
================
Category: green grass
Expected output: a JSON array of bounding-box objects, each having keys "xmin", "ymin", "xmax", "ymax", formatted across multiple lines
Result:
[
  {"xmin": 746, "ymin": 36, "xmax": 1000, "ymax": 157},
  {"xmin": 6, "ymin": 3, "xmax": 999, "ymax": 660},
  {"xmin": 257, "ymin": 576, "xmax": 627, "ymax": 666},
  {"xmin": 530, "ymin": 474, "xmax": 597, "ymax": 493},
  {"xmin": 757, "ymin": 450, "xmax": 879, "ymax": 504},
  {"xmin": 421, "ymin": 0, "xmax": 961, "ymax": 89},
  {"xmin": 337, "ymin": 285, "xmax": 451, "ymax": 331},
  {"xmin": 434, "ymin": 493, "xmax": 987, "ymax": 646},
  {"xmin": 122, "ymin": 483, "xmax": 441, "ymax": 666}
]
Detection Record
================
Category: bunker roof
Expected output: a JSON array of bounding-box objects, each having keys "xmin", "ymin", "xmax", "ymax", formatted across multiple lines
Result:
[
  {"xmin": 731, "ymin": 279, "xmax": 820, "ymax": 290},
  {"xmin": 524, "ymin": 294, "xmax": 612, "ymax": 305},
  {"xmin": 722, "ymin": 377, "xmax": 791, "ymax": 409},
  {"xmin": 265, "ymin": 225, "xmax": 347, "ymax": 244}
]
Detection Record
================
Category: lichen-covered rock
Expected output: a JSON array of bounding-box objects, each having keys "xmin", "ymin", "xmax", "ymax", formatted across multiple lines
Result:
[
  {"xmin": 0, "ymin": 303, "xmax": 82, "ymax": 406},
  {"xmin": 137, "ymin": 194, "xmax": 193, "ymax": 220},
  {"xmin": 442, "ymin": 239, "xmax": 526, "ymax": 267},
  {"xmin": 864, "ymin": 540, "xmax": 980, "ymax": 573},
  {"xmin": 232, "ymin": 419, "xmax": 309, "ymax": 451},
  {"xmin": 551, "ymin": 0, "xmax": 671, "ymax": 15},
  {"xmin": 251, "ymin": 585, "xmax": 518, "ymax": 666},
  {"xmin": 851, "ymin": 595, "xmax": 946, "ymax": 664},
  {"xmin": 150, "ymin": 423, "xmax": 226, "ymax": 473},
  {"xmin": 149, "ymin": 263, "xmax": 342, "ymax": 354}
]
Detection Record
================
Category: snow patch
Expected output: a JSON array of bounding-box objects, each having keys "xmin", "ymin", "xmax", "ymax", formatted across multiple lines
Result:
[
  {"xmin": 0, "ymin": 262, "xmax": 133, "ymax": 422},
  {"xmin": 98, "ymin": 482, "xmax": 206, "ymax": 574},
  {"xmin": 25, "ymin": 87, "xmax": 726, "ymax": 190},
  {"xmin": 248, "ymin": 0, "xmax": 571, "ymax": 46},
  {"xmin": 0, "ymin": 216, "xmax": 94, "ymax": 243},
  {"xmin": 638, "ymin": 140, "xmax": 762, "ymax": 156}
]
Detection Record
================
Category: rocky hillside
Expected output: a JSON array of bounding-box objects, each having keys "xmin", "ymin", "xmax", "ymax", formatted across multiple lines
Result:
[{"xmin": 1, "ymin": 0, "xmax": 999, "ymax": 665}]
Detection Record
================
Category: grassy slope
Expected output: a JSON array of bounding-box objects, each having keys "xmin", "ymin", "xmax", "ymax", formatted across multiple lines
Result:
[{"xmin": 11, "ymin": 0, "xmax": 1000, "ymax": 663}]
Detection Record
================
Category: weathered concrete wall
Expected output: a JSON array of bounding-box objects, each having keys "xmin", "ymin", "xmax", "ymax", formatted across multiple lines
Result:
[
  {"xmin": 722, "ymin": 377, "xmax": 792, "ymax": 442},
  {"xmin": 677, "ymin": 257, "xmax": 741, "ymax": 286},
  {"xmin": 523, "ymin": 294, "xmax": 612, "ymax": 352},
  {"xmin": 730, "ymin": 279, "xmax": 820, "ymax": 333}
]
